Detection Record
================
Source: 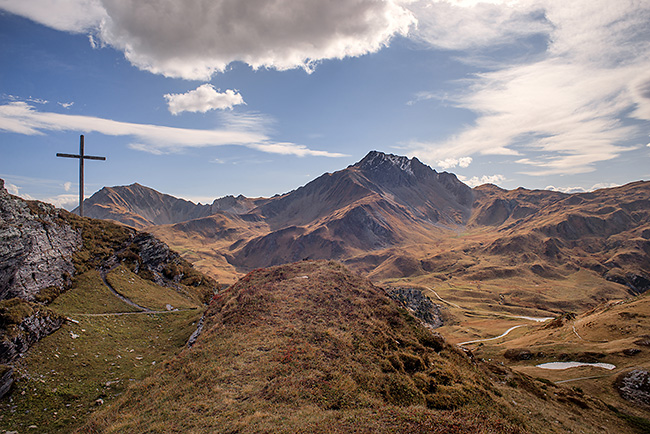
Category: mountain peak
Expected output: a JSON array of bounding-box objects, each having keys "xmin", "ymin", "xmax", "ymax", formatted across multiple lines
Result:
[{"xmin": 355, "ymin": 151, "xmax": 418, "ymax": 175}]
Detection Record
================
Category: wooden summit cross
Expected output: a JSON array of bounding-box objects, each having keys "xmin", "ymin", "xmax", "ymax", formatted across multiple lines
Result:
[{"xmin": 57, "ymin": 135, "xmax": 106, "ymax": 217}]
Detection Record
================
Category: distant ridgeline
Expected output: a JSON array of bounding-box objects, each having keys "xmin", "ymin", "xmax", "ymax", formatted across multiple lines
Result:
[{"xmin": 80, "ymin": 151, "xmax": 650, "ymax": 294}]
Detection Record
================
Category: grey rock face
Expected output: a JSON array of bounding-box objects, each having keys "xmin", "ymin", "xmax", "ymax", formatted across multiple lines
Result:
[
  {"xmin": 0, "ymin": 181, "xmax": 81, "ymax": 301},
  {"xmin": 615, "ymin": 369, "xmax": 650, "ymax": 408},
  {"xmin": 132, "ymin": 232, "xmax": 181, "ymax": 280},
  {"xmin": 0, "ymin": 365, "xmax": 12, "ymax": 399},
  {"xmin": 387, "ymin": 287, "xmax": 443, "ymax": 329},
  {"xmin": 0, "ymin": 309, "xmax": 64, "ymax": 365}
]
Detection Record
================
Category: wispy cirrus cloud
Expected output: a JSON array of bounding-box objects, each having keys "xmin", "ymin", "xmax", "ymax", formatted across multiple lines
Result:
[
  {"xmin": 406, "ymin": 0, "xmax": 650, "ymax": 176},
  {"xmin": 165, "ymin": 84, "xmax": 245, "ymax": 115},
  {"xmin": 0, "ymin": 102, "xmax": 345, "ymax": 157},
  {"xmin": 0, "ymin": 0, "xmax": 415, "ymax": 80}
]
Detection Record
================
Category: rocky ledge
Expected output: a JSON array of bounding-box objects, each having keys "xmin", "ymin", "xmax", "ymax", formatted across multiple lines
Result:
[{"xmin": 0, "ymin": 179, "xmax": 81, "ymax": 301}]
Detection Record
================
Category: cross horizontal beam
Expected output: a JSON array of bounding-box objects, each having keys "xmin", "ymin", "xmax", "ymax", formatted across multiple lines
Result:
[{"xmin": 56, "ymin": 153, "xmax": 106, "ymax": 161}]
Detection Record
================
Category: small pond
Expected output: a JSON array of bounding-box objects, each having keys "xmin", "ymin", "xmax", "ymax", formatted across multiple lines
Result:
[{"xmin": 535, "ymin": 362, "xmax": 616, "ymax": 370}]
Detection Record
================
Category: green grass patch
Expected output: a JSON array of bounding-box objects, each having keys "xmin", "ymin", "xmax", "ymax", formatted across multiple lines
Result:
[
  {"xmin": 106, "ymin": 265, "xmax": 200, "ymax": 311},
  {"xmin": 49, "ymin": 271, "xmax": 139, "ymax": 315},
  {"xmin": 0, "ymin": 265, "xmax": 204, "ymax": 432},
  {"xmin": 0, "ymin": 298, "xmax": 35, "ymax": 326},
  {"xmin": 0, "ymin": 306, "xmax": 203, "ymax": 433}
]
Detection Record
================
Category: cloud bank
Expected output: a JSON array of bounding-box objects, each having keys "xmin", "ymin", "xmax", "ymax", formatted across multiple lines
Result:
[
  {"xmin": 2, "ymin": 0, "xmax": 649, "ymax": 179},
  {"xmin": 0, "ymin": 0, "xmax": 415, "ymax": 80},
  {"xmin": 165, "ymin": 85, "xmax": 244, "ymax": 115},
  {"xmin": 0, "ymin": 102, "xmax": 345, "ymax": 157}
]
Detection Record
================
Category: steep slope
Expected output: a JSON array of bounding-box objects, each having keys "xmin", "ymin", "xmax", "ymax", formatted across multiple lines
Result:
[
  {"xmin": 257, "ymin": 151, "xmax": 472, "ymax": 228},
  {"xmin": 229, "ymin": 151, "xmax": 473, "ymax": 269},
  {"xmin": 0, "ymin": 179, "xmax": 80, "ymax": 301},
  {"xmin": 469, "ymin": 184, "xmax": 568, "ymax": 227},
  {"xmin": 78, "ymin": 261, "xmax": 638, "ymax": 434},
  {"xmin": 82, "ymin": 183, "xmax": 263, "ymax": 228}
]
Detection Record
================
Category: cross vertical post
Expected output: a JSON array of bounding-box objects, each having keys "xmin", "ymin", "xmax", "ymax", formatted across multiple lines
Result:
[
  {"xmin": 57, "ymin": 135, "xmax": 106, "ymax": 217},
  {"xmin": 80, "ymin": 134, "xmax": 84, "ymax": 218}
]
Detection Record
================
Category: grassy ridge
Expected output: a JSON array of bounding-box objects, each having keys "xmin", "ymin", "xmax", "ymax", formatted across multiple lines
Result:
[{"xmin": 77, "ymin": 261, "xmax": 637, "ymax": 434}]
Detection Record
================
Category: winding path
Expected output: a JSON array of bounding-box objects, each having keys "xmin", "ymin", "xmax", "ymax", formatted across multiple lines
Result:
[
  {"xmin": 100, "ymin": 267, "xmax": 154, "ymax": 313},
  {"xmin": 72, "ymin": 309, "xmax": 196, "ymax": 317},
  {"xmin": 427, "ymin": 287, "xmax": 462, "ymax": 309},
  {"xmin": 458, "ymin": 325, "xmax": 528, "ymax": 346}
]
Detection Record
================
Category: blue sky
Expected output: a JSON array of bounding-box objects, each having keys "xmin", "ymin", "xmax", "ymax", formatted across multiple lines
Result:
[{"xmin": 1, "ymin": 0, "xmax": 649, "ymax": 209}]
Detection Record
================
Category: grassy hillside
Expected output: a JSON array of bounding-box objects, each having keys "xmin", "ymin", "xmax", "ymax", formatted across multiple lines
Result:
[
  {"xmin": 0, "ymin": 267, "xmax": 204, "ymax": 433},
  {"xmin": 0, "ymin": 209, "xmax": 215, "ymax": 433},
  {"xmin": 77, "ymin": 261, "xmax": 639, "ymax": 433}
]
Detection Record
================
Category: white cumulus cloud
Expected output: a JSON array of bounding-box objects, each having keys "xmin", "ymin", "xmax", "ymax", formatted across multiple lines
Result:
[
  {"xmin": 436, "ymin": 156, "xmax": 472, "ymax": 170},
  {"xmin": 461, "ymin": 174, "xmax": 506, "ymax": 187},
  {"xmin": 1, "ymin": 0, "xmax": 415, "ymax": 80},
  {"xmin": 165, "ymin": 85, "xmax": 244, "ymax": 115},
  {"xmin": 4, "ymin": 182, "xmax": 21, "ymax": 196},
  {"xmin": 545, "ymin": 183, "xmax": 621, "ymax": 194}
]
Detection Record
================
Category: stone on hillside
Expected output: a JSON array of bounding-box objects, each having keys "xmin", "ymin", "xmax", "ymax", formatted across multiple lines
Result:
[
  {"xmin": 0, "ymin": 364, "xmax": 13, "ymax": 398},
  {"xmin": 614, "ymin": 369, "xmax": 650, "ymax": 408}
]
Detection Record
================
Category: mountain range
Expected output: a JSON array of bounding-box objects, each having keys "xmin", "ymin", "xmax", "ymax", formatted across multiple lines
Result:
[{"xmin": 82, "ymin": 151, "xmax": 650, "ymax": 298}]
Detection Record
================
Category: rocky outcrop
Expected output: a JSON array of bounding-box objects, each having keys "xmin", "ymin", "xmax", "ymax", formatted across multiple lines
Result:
[
  {"xmin": 0, "ymin": 301, "xmax": 64, "ymax": 365},
  {"xmin": 614, "ymin": 369, "xmax": 650, "ymax": 408},
  {"xmin": 0, "ymin": 298, "xmax": 65, "ymax": 400},
  {"xmin": 605, "ymin": 271, "xmax": 650, "ymax": 295},
  {"xmin": 133, "ymin": 232, "xmax": 181, "ymax": 273},
  {"xmin": 387, "ymin": 287, "xmax": 443, "ymax": 329},
  {"xmin": 0, "ymin": 179, "xmax": 81, "ymax": 301},
  {"xmin": 0, "ymin": 364, "xmax": 12, "ymax": 399}
]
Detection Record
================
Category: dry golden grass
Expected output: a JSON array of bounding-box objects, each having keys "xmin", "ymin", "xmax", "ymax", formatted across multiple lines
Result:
[
  {"xmin": 75, "ymin": 261, "xmax": 640, "ymax": 434},
  {"xmin": 462, "ymin": 290, "xmax": 650, "ymax": 424}
]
